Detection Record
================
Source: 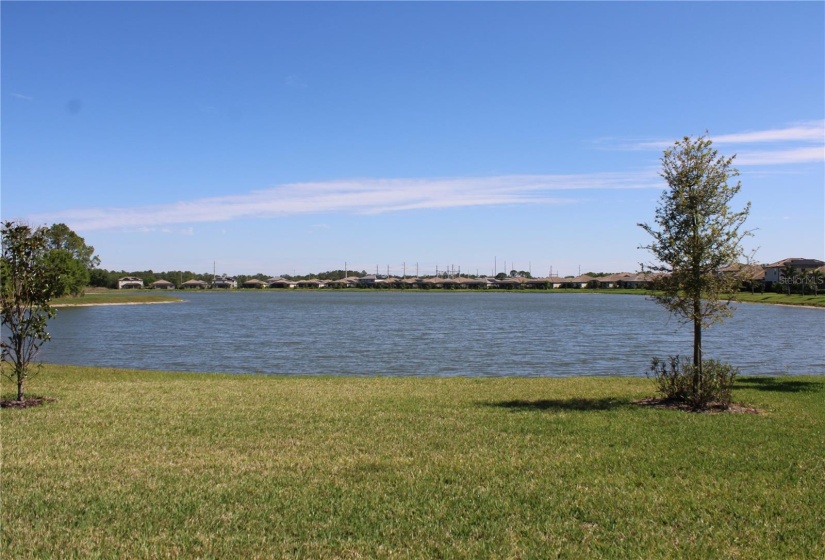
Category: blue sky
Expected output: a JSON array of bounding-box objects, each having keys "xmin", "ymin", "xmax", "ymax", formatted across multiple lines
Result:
[{"xmin": 3, "ymin": 2, "xmax": 823, "ymax": 277}]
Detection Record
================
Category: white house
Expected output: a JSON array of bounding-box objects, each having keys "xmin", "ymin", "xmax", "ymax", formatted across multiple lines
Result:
[
  {"xmin": 117, "ymin": 277, "xmax": 144, "ymax": 289},
  {"xmin": 212, "ymin": 276, "xmax": 237, "ymax": 289}
]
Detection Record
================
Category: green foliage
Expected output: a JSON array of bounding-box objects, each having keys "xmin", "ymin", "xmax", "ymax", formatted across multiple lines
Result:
[
  {"xmin": 88, "ymin": 268, "xmax": 112, "ymax": 288},
  {"xmin": 649, "ymin": 355, "xmax": 738, "ymax": 409},
  {"xmin": 1, "ymin": 222, "xmax": 60, "ymax": 401},
  {"xmin": 781, "ymin": 263, "xmax": 796, "ymax": 295},
  {"xmin": 639, "ymin": 136, "xmax": 751, "ymax": 329},
  {"xmin": 43, "ymin": 223, "xmax": 100, "ymax": 297},
  {"xmin": 811, "ymin": 269, "xmax": 823, "ymax": 296}
]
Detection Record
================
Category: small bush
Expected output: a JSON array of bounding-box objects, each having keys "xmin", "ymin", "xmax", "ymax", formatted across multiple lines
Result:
[{"xmin": 648, "ymin": 355, "xmax": 739, "ymax": 410}]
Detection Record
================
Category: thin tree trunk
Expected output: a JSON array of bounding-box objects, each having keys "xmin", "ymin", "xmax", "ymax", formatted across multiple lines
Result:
[
  {"xmin": 693, "ymin": 302, "xmax": 702, "ymax": 399},
  {"xmin": 16, "ymin": 366, "xmax": 25, "ymax": 401}
]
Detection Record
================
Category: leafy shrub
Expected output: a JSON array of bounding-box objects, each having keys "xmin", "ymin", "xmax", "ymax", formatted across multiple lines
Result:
[{"xmin": 648, "ymin": 355, "xmax": 739, "ymax": 409}]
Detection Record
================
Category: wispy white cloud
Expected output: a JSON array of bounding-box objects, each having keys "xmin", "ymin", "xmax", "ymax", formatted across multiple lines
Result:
[
  {"xmin": 28, "ymin": 171, "xmax": 661, "ymax": 232},
  {"xmin": 134, "ymin": 226, "xmax": 196, "ymax": 235},
  {"xmin": 614, "ymin": 121, "xmax": 825, "ymax": 166},
  {"xmin": 736, "ymin": 146, "xmax": 825, "ymax": 166},
  {"xmin": 11, "ymin": 92, "xmax": 34, "ymax": 101},
  {"xmin": 712, "ymin": 121, "xmax": 824, "ymax": 144}
]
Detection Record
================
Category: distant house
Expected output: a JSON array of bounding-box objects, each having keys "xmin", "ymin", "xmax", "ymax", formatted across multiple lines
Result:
[
  {"xmin": 296, "ymin": 279, "xmax": 325, "ymax": 289},
  {"xmin": 150, "ymin": 279, "xmax": 175, "ymax": 290},
  {"xmin": 495, "ymin": 277, "xmax": 526, "ymax": 289},
  {"xmin": 594, "ymin": 274, "xmax": 620, "ymax": 289},
  {"xmin": 267, "ymin": 277, "xmax": 297, "ymax": 289},
  {"xmin": 437, "ymin": 277, "xmax": 488, "ymax": 289},
  {"xmin": 117, "ymin": 277, "xmax": 144, "ymax": 289},
  {"xmin": 325, "ymin": 278, "xmax": 354, "ymax": 288},
  {"xmin": 400, "ymin": 277, "xmax": 421, "ymax": 288},
  {"xmin": 441, "ymin": 277, "xmax": 463, "ymax": 289},
  {"xmin": 623, "ymin": 272, "xmax": 657, "ymax": 289},
  {"xmin": 181, "ymin": 279, "xmax": 208, "ymax": 289},
  {"xmin": 559, "ymin": 275, "xmax": 593, "ymax": 289},
  {"xmin": 462, "ymin": 277, "xmax": 493, "ymax": 289},
  {"xmin": 546, "ymin": 277, "xmax": 566, "ymax": 289},
  {"xmin": 599, "ymin": 273, "xmax": 636, "ymax": 289},
  {"xmin": 242, "ymin": 279, "xmax": 268, "ymax": 289},
  {"xmin": 212, "ymin": 276, "xmax": 237, "ymax": 289},
  {"xmin": 763, "ymin": 258, "xmax": 825, "ymax": 286},
  {"xmin": 526, "ymin": 277, "xmax": 563, "ymax": 289},
  {"xmin": 358, "ymin": 275, "xmax": 383, "ymax": 286},
  {"xmin": 420, "ymin": 277, "xmax": 445, "ymax": 289},
  {"xmin": 717, "ymin": 263, "xmax": 766, "ymax": 289}
]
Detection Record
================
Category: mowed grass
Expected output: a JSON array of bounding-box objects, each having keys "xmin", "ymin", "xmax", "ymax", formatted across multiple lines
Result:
[
  {"xmin": 733, "ymin": 291, "xmax": 825, "ymax": 308},
  {"xmin": 3, "ymin": 366, "xmax": 824, "ymax": 559}
]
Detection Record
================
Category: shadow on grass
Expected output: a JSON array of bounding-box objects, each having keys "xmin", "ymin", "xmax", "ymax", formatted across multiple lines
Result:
[
  {"xmin": 483, "ymin": 397, "xmax": 629, "ymax": 412},
  {"xmin": 737, "ymin": 377, "xmax": 824, "ymax": 393}
]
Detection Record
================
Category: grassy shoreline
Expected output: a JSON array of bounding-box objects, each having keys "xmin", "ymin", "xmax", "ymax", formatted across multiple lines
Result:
[
  {"xmin": 3, "ymin": 365, "xmax": 823, "ymax": 558},
  {"xmin": 51, "ymin": 292, "xmax": 183, "ymax": 306},
  {"xmin": 54, "ymin": 288, "xmax": 825, "ymax": 308}
]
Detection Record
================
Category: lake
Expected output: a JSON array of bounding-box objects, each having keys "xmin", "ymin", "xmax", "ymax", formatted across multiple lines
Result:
[{"xmin": 41, "ymin": 292, "xmax": 824, "ymax": 377}]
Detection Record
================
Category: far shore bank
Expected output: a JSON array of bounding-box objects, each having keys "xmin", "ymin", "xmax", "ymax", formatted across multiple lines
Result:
[
  {"xmin": 52, "ymin": 300, "xmax": 182, "ymax": 308},
  {"xmin": 53, "ymin": 288, "xmax": 825, "ymax": 309}
]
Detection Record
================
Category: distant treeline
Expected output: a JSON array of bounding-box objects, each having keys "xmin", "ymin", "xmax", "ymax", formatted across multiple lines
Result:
[
  {"xmin": 88, "ymin": 268, "xmax": 622, "ymax": 289},
  {"xmin": 89, "ymin": 269, "xmax": 370, "ymax": 289}
]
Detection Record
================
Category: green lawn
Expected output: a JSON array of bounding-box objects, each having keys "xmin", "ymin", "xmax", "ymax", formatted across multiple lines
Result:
[
  {"xmin": 3, "ymin": 366, "xmax": 823, "ymax": 558},
  {"xmin": 733, "ymin": 291, "xmax": 825, "ymax": 308}
]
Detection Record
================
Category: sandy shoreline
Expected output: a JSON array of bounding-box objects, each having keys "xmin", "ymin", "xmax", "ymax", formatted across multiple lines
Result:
[
  {"xmin": 53, "ymin": 296, "xmax": 822, "ymax": 310},
  {"xmin": 52, "ymin": 300, "xmax": 182, "ymax": 308}
]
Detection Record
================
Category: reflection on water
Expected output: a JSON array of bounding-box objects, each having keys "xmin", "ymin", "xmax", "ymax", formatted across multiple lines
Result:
[{"xmin": 41, "ymin": 292, "xmax": 824, "ymax": 377}]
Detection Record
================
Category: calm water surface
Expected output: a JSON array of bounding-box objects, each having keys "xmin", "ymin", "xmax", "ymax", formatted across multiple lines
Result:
[{"xmin": 42, "ymin": 292, "xmax": 824, "ymax": 376}]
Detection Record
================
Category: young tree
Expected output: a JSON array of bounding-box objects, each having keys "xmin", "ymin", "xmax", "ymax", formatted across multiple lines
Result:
[
  {"xmin": 780, "ymin": 263, "xmax": 796, "ymax": 295},
  {"xmin": 741, "ymin": 256, "xmax": 763, "ymax": 294},
  {"xmin": 1, "ymin": 222, "xmax": 61, "ymax": 401},
  {"xmin": 638, "ymin": 135, "xmax": 752, "ymax": 401},
  {"xmin": 811, "ymin": 269, "xmax": 823, "ymax": 296},
  {"xmin": 799, "ymin": 269, "xmax": 810, "ymax": 296}
]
